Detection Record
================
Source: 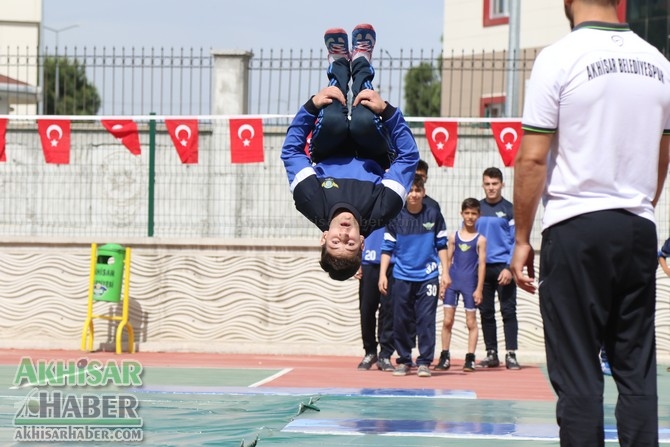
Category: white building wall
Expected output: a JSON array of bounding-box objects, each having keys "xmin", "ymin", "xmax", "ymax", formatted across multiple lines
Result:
[
  {"xmin": 0, "ymin": 0, "xmax": 41, "ymax": 114},
  {"xmin": 0, "ymin": 0, "xmax": 41, "ymax": 55},
  {"xmin": 443, "ymin": 0, "xmax": 568, "ymax": 52}
]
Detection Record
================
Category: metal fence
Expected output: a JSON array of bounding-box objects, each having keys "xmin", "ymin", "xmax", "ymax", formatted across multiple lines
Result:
[
  {"xmin": 2, "ymin": 115, "xmax": 670, "ymax": 247},
  {"xmin": 0, "ymin": 46, "xmax": 539, "ymax": 116}
]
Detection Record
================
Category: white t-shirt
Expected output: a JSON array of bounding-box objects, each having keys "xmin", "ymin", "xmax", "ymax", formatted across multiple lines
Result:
[{"xmin": 521, "ymin": 21, "xmax": 670, "ymax": 230}]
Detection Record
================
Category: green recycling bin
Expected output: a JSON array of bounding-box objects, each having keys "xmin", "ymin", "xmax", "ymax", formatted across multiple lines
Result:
[{"xmin": 93, "ymin": 244, "xmax": 126, "ymax": 302}]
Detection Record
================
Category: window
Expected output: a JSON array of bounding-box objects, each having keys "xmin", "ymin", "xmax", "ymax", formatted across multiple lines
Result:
[
  {"xmin": 483, "ymin": 0, "xmax": 509, "ymax": 27},
  {"xmin": 480, "ymin": 95, "xmax": 506, "ymax": 118}
]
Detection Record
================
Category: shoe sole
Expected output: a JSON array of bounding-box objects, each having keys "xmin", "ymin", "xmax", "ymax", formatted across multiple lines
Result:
[
  {"xmin": 463, "ymin": 368, "xmax": 475, "ymax": 372},
  {"xmin": 417, "ymin": 373, "xmax": 431, "ymax": 377},
  {"xmin": 392, "ymin": 371, "xmax": 407, "ymax": 376},
  {"xmin": 434, "ymin": 366, "xmax": 450, "ymax": 371}
]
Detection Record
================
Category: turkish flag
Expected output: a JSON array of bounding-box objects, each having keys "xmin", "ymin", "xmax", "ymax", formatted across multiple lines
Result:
[
  {"xmin": 37, "ymin": 119, "xmax": 70, "ymax": 164},
  {"xmin": 165, "ymin": 119, "xmax": 198, "ymax": 164},
  {"xmin": 230, "ymin": 118, "xmax": 264, "ymax": 163},
  {"xmin": 490, "ymin": 121, "xmax": 522, "ymax": 167},
  {"xmin": 101, "ymin": 119, "xmax": 141, "ymax": 155},
  {"xmin": 0, "ymin": 118, "xmax": 7, "ymax": 162},
  {"xmin": 424, "ymin": 121, "xmax": 458, "ymax": 167}
]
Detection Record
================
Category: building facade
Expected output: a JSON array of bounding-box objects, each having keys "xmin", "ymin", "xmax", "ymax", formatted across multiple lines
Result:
[
  {"xmin": 0, "ymin": 0, "xmax": 41, "ymax": 113},
  {"xmin": 440, "ymin": 0, "xmax": 632, "ymax": 117}
]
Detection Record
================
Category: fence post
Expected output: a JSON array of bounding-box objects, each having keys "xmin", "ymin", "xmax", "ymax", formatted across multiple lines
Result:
[
  {"xmin": 148, "ymin": 112, "xmax": 156, "ymax": 237},
  {"xmin": 210, "ymin": 50, "xmax": 253, "ymax": 114}
]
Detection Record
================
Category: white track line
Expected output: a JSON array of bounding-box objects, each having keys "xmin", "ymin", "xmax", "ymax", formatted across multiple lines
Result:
[{"xmin": 248, "ymin": 368, "xmax": 293, "ymax": 387}]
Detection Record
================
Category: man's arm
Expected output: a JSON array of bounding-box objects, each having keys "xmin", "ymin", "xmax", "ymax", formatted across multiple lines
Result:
[
  {"xmin": 653, "ymin": 134, "xmax": 670, "ymax": 207},
  {"xmin": 511, "ymin": 131, "xmax": 553, "ymax": 293}
]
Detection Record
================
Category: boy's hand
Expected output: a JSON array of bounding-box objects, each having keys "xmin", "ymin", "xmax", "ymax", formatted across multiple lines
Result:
[
  {"xmin": 353, "ymin": 90, "xmax": 387, "ymax": 114},
  {"xmin": 473, "ymin": 289, "xmax": 483, "ymax": 306},
  {"xmin": 439, "ymin": 275, "xmax": 451, "ymax": 299},
  {"xmin": 378, "ymin": 275, "xmax": 388, "ymax": 296},
  {"xmin": 312, "ymin": 86, "xmax": 346, "ymax": 109}
]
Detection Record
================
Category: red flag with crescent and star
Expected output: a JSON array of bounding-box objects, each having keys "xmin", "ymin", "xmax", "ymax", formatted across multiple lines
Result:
[
  {"xmin": 0, "ymin": 118, "xmax": 7, "ymax": 162},
  {"xmin": 490, "ymin": 121, "xmax": 522, "ymax": 167},
  {"xmin": 165, "ymin": 119, "xmax": 198, "ymax": 164},
  {"xmin": 101, "ymin": 119, "xmax": 141, "ymax": 155},
  {"xmin": 424, "ymin": 121, "xmax": 458, "ymax": 167},
  {"xmin": 37, "ymin": 119, "xmax": 71, "ymax": 164},
  {"xmin": 229, "ymin": 118, "xmax": 264, "ymax": 163}
]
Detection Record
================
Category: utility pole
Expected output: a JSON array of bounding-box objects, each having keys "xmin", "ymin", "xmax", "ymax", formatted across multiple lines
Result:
[
  {"xmin": 505, "ymin": 0, "xmax": 520, "ymax": 117},
  {"xmin": 43, "ymin": 24, "xmax": 78, "ymax": 105}
]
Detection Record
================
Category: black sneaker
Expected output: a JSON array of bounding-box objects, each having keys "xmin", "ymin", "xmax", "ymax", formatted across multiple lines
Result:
[
  {"xmin": 377, "ymin": 357, "xmax": 394, "ymax": 372},
  {"xmin": 434, "ymin": 350, "xmax": 450, "ymax": 370},
  {"xmin": 392, "ymin": 363, "xmax": 409, "ymax": 376},
  {"xmin": 357, "ymin": 353, "xmax": 378, "ymax": 370},
  {"xmin": 479, "ymin": 350, "xmax": 500, "ymax": 368},
  {"xmin": 463, "ymin": 353, "xmax": 476, "ymax": 372},
  {"xmin": 505, "ymin": 352, "xmax": 521, "ymax": 370}
]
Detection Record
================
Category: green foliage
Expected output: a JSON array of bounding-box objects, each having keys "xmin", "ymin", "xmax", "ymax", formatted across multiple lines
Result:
[
  {"xmin": 403, "ymin": 62, "xmax": 441, "ymax": 117},
  {"xmin": 43, "ymin": 56, "xmax": 101, "ymax": 115}
]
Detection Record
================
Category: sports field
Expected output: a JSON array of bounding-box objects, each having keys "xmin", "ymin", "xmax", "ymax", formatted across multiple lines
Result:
[{"xmin": 0, "ymin": 349, "xmax": 668, "ymax": 446}]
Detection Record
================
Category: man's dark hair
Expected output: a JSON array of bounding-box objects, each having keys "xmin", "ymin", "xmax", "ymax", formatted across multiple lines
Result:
[
  {"xmin": 319, "ymin": 246, "xmax": 362, "ymax": 281},
  {"xmin": 483, "ymin": 167, "xmax": 503, "ymax": 182},
  {"xmin": 412, "ymin": 174, "xmax": 426, "ymax": 190},
  {"xmin": 461, "ymin": 197, "xmax": 480, "ymax": 212},
  {"xmin": 417, "ymin": 159, "xmax": 429, "ymax": 176}
]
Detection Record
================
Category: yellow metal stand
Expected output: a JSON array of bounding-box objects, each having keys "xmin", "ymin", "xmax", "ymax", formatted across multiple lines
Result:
[{"xmin": 81, "ymin": 243, "xmax": 135, "ymax": 354}]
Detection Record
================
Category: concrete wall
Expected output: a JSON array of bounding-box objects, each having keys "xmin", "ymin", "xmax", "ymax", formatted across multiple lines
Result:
[{"xmin": 1, "ymin": 237, "xmax": 669, "ymax": 364}]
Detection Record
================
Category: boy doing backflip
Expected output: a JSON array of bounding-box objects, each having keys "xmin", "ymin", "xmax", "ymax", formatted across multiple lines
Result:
[
  {"xmin": 281, "ymin": 25, "xmax": 419, "ymax": 281},
  {"xmin": 436, "ymin": 198, "xmax": 487, "ymax": 372}
]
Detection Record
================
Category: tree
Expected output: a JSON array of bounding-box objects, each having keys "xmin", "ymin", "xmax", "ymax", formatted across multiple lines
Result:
[
  {"xmin": 403, "ymin": 62, "xmax": 441, "ymax": 117},
  {"xmin": 43, "ymin": 56, "xmax": 101, "ymax": 115}
]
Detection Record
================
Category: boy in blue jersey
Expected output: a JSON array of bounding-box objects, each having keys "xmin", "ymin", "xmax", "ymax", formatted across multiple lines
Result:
[
  {"xmin": 355, "ymin": 226, "xmax": 395, "ymax": 371},
  {"xmin": 475, "ymin": 167, "xmax": 520, "ymax": 370},
  {"xmin": 436, "ymin": 198, "xmax": 487, "ymax": 372},
  {"xmin": 378, "ymin": 175, "xmax": 448, "ymax": 378},
  {"xmin": 281, "ymin": 24, "xmax": 419, "ymax": 281}
]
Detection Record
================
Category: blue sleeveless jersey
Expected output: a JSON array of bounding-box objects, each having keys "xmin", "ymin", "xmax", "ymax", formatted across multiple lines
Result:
[{"xmin": 449, "ymin": 231, "xmax": 480, "ymax": 289}]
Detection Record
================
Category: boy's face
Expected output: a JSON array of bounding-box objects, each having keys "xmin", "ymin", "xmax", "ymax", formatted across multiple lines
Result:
[
  {"xmin": 416, "ymin": 169, "xmax": 427, "ymax": 183},
  {"xmin": 461, "ymin": 207, "xmax": 480, "ymax": 226},
  {"xmin": 407, "ymin": 185, "xmax": 426, "ymax": 207},
  {"xmin": 320, "ymin": 211, "xmax": 363, "ymax": 258},
  {"xmin": 482, "ymin": 175, "xmax": 504, "ymax": 203}
]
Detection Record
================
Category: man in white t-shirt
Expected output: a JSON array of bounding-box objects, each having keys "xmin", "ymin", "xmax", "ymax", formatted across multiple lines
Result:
[{"xmin": 511, "ymin": 1, "xmax": 670, "ymax": 446}]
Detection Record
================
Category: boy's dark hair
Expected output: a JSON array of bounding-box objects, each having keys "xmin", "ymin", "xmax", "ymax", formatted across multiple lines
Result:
[
  {"xmin": 319, "ymin": 246, "xmax": 362, "ymax": 281},
  {"xmin": 461, "ymin": 197, "xmax": 480, "ymax": 211},
  {"xmin": 483, "ymin": 167, "xmax": 503, "ymax": 182},
  {"xmin": 417, "ymin": 159, "xmax": 429, "ymax": 175},
  {"xmin": 412, "ymin": 174, "xmax": 425, "ymax": 190}
]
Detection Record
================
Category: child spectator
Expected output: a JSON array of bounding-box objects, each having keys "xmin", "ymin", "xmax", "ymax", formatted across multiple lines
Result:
[
  {"xmin": 378, "ymin": 175, "xmax": 448, "ymax": 377},
  {"xmin": 435, "ymin": 198, "xmax": 486, "ymax": 372}
]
